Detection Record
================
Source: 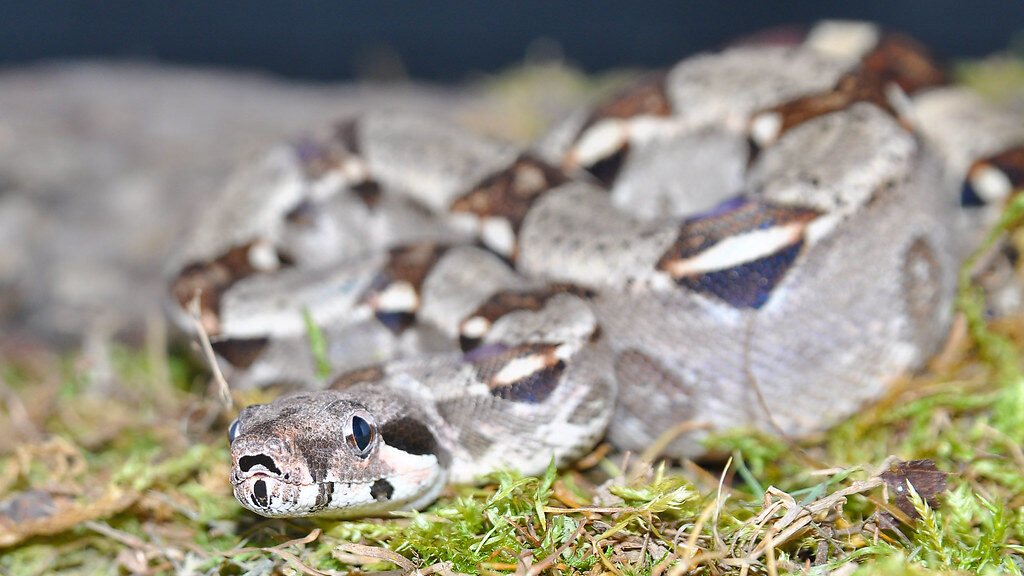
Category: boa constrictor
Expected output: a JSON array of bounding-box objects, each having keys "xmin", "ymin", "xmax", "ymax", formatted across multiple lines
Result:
[{"xmin": 167, "ymin": 21, "xmax": 1024, "ymax": 517}]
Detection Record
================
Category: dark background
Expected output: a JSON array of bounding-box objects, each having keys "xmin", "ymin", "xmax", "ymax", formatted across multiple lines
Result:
[{"xmin": 4, "ymin": 0, "xmax": 1024, "ymax": 82}]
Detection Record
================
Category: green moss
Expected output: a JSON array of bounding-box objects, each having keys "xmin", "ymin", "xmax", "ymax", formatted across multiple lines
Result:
[{"xmin": 303, "ymin": 308, "xmax": 332, "ymax": 381}]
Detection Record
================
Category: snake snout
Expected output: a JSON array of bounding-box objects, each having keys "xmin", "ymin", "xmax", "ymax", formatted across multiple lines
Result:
[{"xmin": 231, "ymin": 445, "xmax": 299, "ymax": 488}]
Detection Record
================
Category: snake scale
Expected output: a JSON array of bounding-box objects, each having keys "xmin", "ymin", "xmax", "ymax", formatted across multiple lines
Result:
[{"xmin": 166, "ymin": 21, "xmax": 1024, "ymax": 517}]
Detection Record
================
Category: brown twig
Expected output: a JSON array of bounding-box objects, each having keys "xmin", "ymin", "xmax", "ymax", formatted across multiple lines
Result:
[
  {"xmin": 187, "ymin": 291, "xmax": 233, "ymax": 410},
  {"xmin": 217, "ymin": 528, "xmax": 327, "ymax": 575},
  {"xmin": 335, "ymin": 541, "xmax": 415, "ymax": 571},
  {"xmin": 517, "ymin": 518, "xmax": 588, "ymax": 576}
]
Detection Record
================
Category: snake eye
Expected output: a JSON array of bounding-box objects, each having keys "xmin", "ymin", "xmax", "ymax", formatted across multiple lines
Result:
[
  {"xmin": 227, "ymin": 419, "xmax": 241, "ymax": 443},
  {"xmin": 346, "ymin": 410, "xmax": 377, "ymax": 457}
]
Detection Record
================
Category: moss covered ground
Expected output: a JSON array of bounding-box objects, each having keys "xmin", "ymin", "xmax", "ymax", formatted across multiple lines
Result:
[{"xmin": 1, "ymin": 55, "xmax": 1024, "ymax": 575}]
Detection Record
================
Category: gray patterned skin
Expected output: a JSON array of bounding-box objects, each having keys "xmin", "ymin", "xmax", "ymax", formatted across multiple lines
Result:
[{"xmin": 167, "ymin": 21, "xmax": 1024, "ymax": 517}]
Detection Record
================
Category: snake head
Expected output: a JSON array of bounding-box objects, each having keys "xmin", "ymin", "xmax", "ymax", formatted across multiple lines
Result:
[{"xmin": 228, "ymin": 391, "xmax": 447, "ymax": 518}]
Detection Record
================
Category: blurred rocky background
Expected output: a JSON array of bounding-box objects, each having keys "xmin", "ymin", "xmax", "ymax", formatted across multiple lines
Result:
[{"xmin": 1, "ymin": 1, "xmax": 1022, "ymax": 346}]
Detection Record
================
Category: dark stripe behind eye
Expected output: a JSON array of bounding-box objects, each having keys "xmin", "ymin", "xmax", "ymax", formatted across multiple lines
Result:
[{"xmin": 380, "ymin": 416, "xmax": 450, "ymax": 467}]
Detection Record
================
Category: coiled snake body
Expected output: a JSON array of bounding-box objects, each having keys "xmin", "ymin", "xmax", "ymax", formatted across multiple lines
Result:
[{"xmin": 167, "ymin": 22, "xmax": 1024, "ymax": 517}]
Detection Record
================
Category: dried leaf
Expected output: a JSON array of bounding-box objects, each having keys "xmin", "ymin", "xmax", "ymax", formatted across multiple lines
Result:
[{"xmin": 879, "ymin": 459, "xmax": 949, "ymax": 519}]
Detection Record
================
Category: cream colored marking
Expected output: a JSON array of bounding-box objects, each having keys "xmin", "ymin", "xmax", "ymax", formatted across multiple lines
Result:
[
  {"xmin": 970, "ymin": 165, "xmax": 1013, "ymax": 204},
  {"xmin": 248, "ymin": 240, "xmax": 280, "ymax": 272},
  {"xmin": 342, "ymin": 158, "xmax": 370, "ymax": 182},
  {"xmin": 554, "ymin": 343, "xmax": 577, "ymax": 361},
  {"xmin": 665, "ymin": 222, "xmax": 805, "ymax": 277},
  {"xmin": 461, "ymin": 316, "xmax": 491, "ymax": 339},
  {"xmin": 296, "ymin": 482, "xmax": 323, "ymax": 511},
  {"xmin": 481, "ymin": 217, "xmax": 517, "ymax": 258},
  {"xmin": 378, "ymin": 446, "xmax": 439, "ymax": 482},
  {"xmin": 750, "ymin": 112, "xmax": 783, "ymax": 147},
  {"xmin": 493, "ymin": 354, "xmax": 550, "ymax": 386},
  {"xmin": 448, "ymin": 212, "xmax": 480, "ymax": 235},
  {"xmin": 628, "ymin": 116, "xmax": 677, "ymax": 144},
  {"xmin": 803, "ymin": 213, "xmax": 842, "ymax": 246},
  {"xmin": 805, "ymin": 20, "xmax": 880, "ymax": 60},
  {"xmin": 570, "ymin": 119, "xmax": 626, "ymax": 168},
  {"xmin": 513, "ymin": 163, "xmax": 546, "ymax": 192},
  {"xmin": 375, "ymin": 280, "xmax": 419, "ymax": 313}
]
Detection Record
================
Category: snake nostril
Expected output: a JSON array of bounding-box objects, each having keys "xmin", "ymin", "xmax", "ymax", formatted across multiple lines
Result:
[
  {"xmin": 239, "ymin": 454, "xmax": 282, "ymax": 475},
  {"xmin": 252, "ymin": 479, "xmax": 269, "ymax": 507}
]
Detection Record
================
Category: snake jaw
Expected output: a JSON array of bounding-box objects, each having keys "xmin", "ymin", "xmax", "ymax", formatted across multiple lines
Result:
[
  {"xmin": 229, "ymin": 446, "xmax": 446, "ymax": 518},
  {"xmin": 232, "ymin": 473, "xmax": 300, "ymax": 517}
]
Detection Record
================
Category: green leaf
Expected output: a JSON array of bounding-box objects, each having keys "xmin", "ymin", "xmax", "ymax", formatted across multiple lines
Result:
[{"xmin": 303, "ymin": 308, "xmax": 332, "ymax": 379}]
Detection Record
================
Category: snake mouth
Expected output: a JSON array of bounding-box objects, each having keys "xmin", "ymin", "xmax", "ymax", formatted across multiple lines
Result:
[
  {"xmin": 232, "ymin": 472, "xmax": 319, "ymax": 515},
  {"xmin": 233, "ymin": 473, "xmax": 379, "ymax": 517},
  {"xmin": 231, "ymin": 470, "xmax": 304, "ymax": 487}
]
